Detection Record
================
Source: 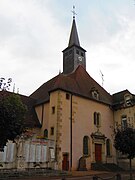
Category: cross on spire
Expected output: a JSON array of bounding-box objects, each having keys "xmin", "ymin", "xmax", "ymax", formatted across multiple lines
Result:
[{"xmin": 71, "ymin": 5, "xmax": 77, "ymax": 19}]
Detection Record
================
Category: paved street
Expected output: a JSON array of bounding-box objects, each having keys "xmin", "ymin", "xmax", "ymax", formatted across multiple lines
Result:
[{"xmin": 10, "ymin": 172, "xmax": 135, "ymax": 180}]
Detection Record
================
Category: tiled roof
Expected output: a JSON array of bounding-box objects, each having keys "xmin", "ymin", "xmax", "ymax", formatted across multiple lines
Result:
[
  {"xmin": 30, "ymin": 65, "xmax": 112, "ymax": 105},
  {"xmin": 112, "ymin": 90, "xmax": 130, "ymax": 104},
  {"xmin": 0, "ymin": 91, "xmax": 40, "ymax": 128},
  {"xmin": 112, "ymin": 89, "xmax": 135, "ymax": 110}
]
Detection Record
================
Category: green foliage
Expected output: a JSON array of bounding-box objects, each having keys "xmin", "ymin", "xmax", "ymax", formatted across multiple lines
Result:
[
  {"xmin": 0, "ymin": 93, "xmax": 27, "ymax": 150},
  {"xmin": 114, "ymin": 127, "xmax": 135, "ymax": 159}
]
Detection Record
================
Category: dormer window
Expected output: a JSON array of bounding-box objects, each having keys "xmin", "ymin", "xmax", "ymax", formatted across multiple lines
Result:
[
  {"xmin": 92, "ymin": 90, "xmax": 99, "ymax": 100},
  {"xmin": 124, "ymin": 94, "xmax": 132, "ymax": 106}
]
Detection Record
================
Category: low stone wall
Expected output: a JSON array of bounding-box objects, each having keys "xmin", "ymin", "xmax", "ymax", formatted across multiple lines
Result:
[{"xmin": 0, "ymin": 168, "xmax": 69, "ymax": 179}]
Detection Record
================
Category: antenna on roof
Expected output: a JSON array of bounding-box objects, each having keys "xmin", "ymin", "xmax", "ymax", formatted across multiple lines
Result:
[
  {"xmin": 13, "ymin": 83, "xmax": 15, "ymax": 93},
  {"xmin": 100, "ymin": 70, "xmax": 104, "ymax": 87},
  {"xmin": 17, "ymin": 88, "xmax": 19, "ymax": 94}
]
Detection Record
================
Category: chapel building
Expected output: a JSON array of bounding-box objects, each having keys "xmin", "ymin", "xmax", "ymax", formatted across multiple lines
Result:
[
  {"xmin": 29, "ymin": 16, "xmax": 116, "ymax": 170},
  {"xmin": 0, "ymin": 15, "xmax": 135, "ymax": 171}
]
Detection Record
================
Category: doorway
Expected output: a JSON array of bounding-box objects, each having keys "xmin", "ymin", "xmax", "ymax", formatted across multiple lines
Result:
[
  {"xmin": 62, "ymin": 153, "xmax": 69, "ymax": 171},
  {"xmin": 95, "ymin": 143, "xmax": 102, "ymax": 162}
]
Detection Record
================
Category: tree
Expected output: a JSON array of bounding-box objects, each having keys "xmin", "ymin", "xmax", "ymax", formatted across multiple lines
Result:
[
  {"xmin": 0, "ymin": 78, "xmax": 12, "ymax": 91},
  {"xmin": 0, "ymin": 92, "xmax": 27, "ymax": 151},
  {"xmin": 114, "ymin": 126, "xmax": 135, "ymax": 180}
]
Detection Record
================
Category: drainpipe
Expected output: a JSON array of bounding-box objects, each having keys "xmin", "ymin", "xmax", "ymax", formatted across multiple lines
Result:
[{"xmin": 70, "ymin": 93, "xmax": 73, "ymax": 170}]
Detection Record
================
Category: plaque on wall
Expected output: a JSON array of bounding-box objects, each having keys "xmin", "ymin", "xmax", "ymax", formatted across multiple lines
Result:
[
  {"xmin": 29, "ymin": 144, "xmax": 36, "ymax": 162},
  {"xmin": 36, "ymin": 145, "xmax": 41, "ymax": 162},
  {"xmin": 42, "ymin": 145, "xmax": 47, "ymax": 162}
]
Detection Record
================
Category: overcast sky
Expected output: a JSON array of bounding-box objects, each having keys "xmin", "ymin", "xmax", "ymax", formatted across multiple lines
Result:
[{"xmin": 0, "ymin": 0, "xmax": 135, "ymax": 96}]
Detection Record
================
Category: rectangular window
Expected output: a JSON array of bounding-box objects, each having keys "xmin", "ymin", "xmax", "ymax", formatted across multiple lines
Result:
[
  {"xmin": 50, "ymin": 127, "xmax": 54, "ymax": 135},
  {"xmin": 52, "ymin": 106, "xmax": 55, "ymax": 114},
  {"xmin": 66, "ymin": 93, "xmax": 70, "ymax": 100},
  {"xmin": 121, "ymin": 115, "xmax": 127, "ymax": 129}
]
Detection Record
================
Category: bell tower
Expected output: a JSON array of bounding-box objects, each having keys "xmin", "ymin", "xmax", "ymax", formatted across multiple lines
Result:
[{"xmin": 63, "ymin": 7, "xmax": 86, "ymax": 74}]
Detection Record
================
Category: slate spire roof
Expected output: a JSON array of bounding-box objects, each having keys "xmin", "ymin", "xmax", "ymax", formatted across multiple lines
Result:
[{"xmin": 68, "ymin": 18, "xmax": 80, "ymax": 47}]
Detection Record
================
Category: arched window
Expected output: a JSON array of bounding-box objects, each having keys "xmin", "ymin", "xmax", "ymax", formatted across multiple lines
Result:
[
  {"xmin": 44, "ymin": 129, "xmax": 48, "ymax": 138},
  {"xmin": 97, "ymin": 113, "xmax": 100, "ymax": 126},
  {"xmin": 83, "ymin": 136, "xmax": 89, "ymax": 156},
  {"xmin": 106, "ymin": 139, "xmax": 111, "ymax": 156},
  {"xmin": 93, "ymin": 112, "xmax": 101, "ymax": 127},
  {"xmin": 94, "ymin": 112, "xmax": 97, "ymax": 125}
]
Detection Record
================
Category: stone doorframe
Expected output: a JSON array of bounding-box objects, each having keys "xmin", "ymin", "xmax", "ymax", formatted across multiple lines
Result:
[{"xmin": 91, "ymin": 131, "xmax": 106, "ymax": 163}]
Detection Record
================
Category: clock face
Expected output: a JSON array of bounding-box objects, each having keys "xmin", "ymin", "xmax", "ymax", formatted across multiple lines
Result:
[{"xmin": 78, "ymin": 56, "xmax": 83, "ymax": 61}]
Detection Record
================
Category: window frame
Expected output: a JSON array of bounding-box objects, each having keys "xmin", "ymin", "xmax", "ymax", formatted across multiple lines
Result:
[
  {"xmin": 93, "ymin": 112, "xmax": 101, "ymax": 127},
  {"xmin": 50, "ymin": 127, "xmax": 54, "ymax": 136},
  {"xmin": 121, "ymin": 115, "xmax": 127, "ymax": 129},
  {"xmin": 66, "ymin": 93, "xmax": 70, "ymax": 100},
  {"xmin": 106, "ymin": 139, "xmax": 111, "ymax": 156},
  {"xmin": 52, "ymin": 106, "xmax": 55, "ymax": 114},
  {"xmin": 83, "ymin": 136, "xmax": 90, "ymax": 156},
  {"xmin": 124, "ymin": 94, "xmax": 132, "ymax": 106},
  {"xmin": 44, "ymin": 129, "xmax": 48, "ymax": 138}
]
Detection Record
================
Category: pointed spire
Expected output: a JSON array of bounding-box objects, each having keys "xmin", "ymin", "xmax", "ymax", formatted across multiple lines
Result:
[{"xmin": 68, "ymin": 6, "xmax": 80, "ymax": 47}]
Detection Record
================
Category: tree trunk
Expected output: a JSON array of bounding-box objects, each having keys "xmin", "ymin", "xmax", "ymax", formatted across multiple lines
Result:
[{"xmin": 129, "ymin": 158, "xmax": 133, "ymax": 180}]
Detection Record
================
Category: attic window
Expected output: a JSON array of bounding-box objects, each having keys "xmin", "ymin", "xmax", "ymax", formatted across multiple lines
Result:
[
  {"xmin": 92, "ymin": 90, "xmax": 99, "ymax": 100},
  {"xmin": 124, "ymin": 94, "xmax": 132, "ymax": 106}
]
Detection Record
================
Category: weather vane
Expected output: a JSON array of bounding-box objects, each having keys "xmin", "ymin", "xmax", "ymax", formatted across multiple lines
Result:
[{"xmin": 71, "ymin": 5, "xmax": 77, "ymax": 19}]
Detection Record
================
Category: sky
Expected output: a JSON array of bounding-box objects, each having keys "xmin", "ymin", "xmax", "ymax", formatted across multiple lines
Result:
[{"xmin": 0, "ymin": 0, "xmax": 135, "ymax": 96}]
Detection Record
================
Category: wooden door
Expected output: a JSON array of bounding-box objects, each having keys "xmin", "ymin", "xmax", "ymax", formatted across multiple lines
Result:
[
  {"xmin": 62, "ymin": 153, "xmax": 69, "ymax": 171},
  {"xmin": 95, "ymin": 144, "xmax": 102, "ymax": 162}
]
